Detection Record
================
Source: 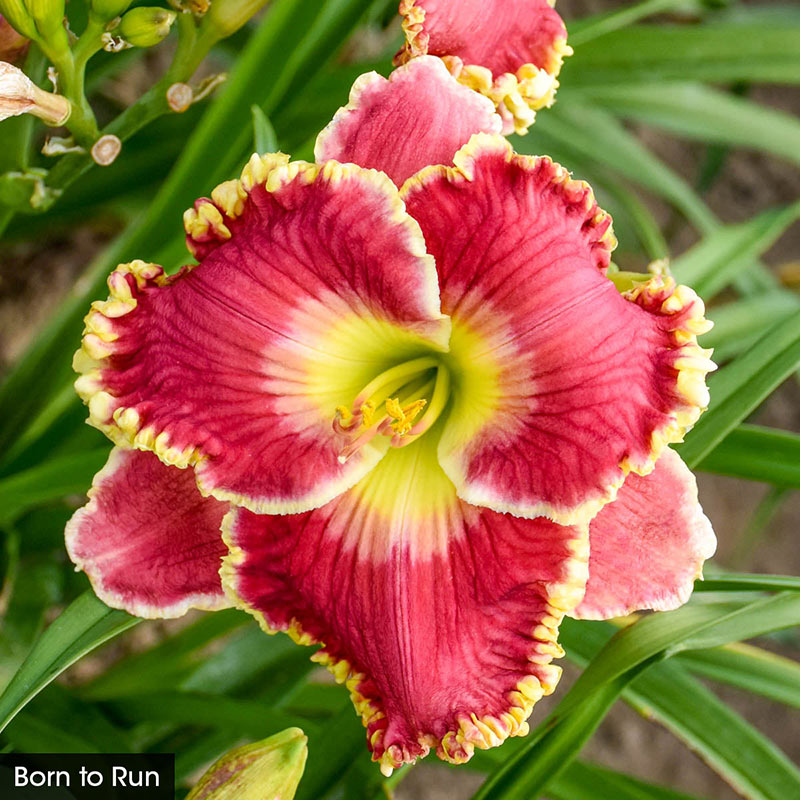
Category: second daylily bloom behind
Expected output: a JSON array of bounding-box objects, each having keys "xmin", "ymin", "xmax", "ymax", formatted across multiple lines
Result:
[{"xmin": 67, "ymin": 52, "xmax": 715, "ymax": 775}]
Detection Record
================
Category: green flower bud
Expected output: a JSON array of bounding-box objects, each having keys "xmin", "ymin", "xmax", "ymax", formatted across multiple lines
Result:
[
  {"xmin": 201, "ymin": 0, "xmax": 269, "ymax": 40},
  {"xmin": 186, "ymin": 728, "xmax": 308, "ymax": 800},
  {"xmin": 90, "ymin": 0, "xmax": 133, "ymax": 23},
  {"xmin": 118, "ymin": 6, "xmax": 175, "ymax": 48},
  {"xmin": 26, "ymin": 0, "xmax": 65, "ymax": 40},
  {"xmin": 0, "ymin": 0, "xmax": 36, "ymax": 39}
]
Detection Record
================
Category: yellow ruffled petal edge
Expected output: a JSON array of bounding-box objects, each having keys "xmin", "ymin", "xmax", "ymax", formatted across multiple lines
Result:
[
  {"xmin": 621, "ymin": 261, "xmax": 716, "ymax": 478},
  {"xmin": 220, "ymin": 508, "xmax": 590, "ymax": 776},
  {"xmin": 73, "ymin": 153, "xmax": 447, "ymax": 482},
  {"xmin": 396, "ymin": 0, "xmax": 572, "ymax": 135}
]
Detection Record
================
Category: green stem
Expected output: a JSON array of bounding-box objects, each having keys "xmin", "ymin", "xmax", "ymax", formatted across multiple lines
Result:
[{"xmin": 45, "ymin": 16, "xmax": 215, "ymax": 192}]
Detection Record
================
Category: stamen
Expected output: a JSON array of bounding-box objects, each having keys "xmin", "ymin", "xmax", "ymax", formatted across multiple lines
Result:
[
  {"xmin": 333, "ymin": 356, "xmax": 449, "ymax": 461},
  {"xmin": 386, "ymin": 397, "xmax": 427, "ymax": 436},
  {"xmin": 393, "ymin": 366, "xmax": 451, "ymax": 448},
  {"xmin": 352, "ymin": 356, "xmax": 438, "ymax": 409}
]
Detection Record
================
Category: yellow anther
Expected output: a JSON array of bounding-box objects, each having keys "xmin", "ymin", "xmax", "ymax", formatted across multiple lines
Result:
[
  {"xmin": 386, "ymin": 397, "xmax": 426, "ymax": 436},
  {"xmin": 334, "ymin": 405, "xmax": 356, "ymax": 429},
  {"xmin": 360, "ymin": 400, "xmax": 376, "ymax": 428}
]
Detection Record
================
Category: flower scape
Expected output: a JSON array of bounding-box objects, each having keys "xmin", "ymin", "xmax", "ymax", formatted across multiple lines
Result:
[{"xmin": 65, "ymin": 1, "xmax": 717, "ymax": 777}]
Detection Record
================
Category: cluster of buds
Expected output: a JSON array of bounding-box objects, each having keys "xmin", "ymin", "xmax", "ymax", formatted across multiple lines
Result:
[{"xmin": 0, "ymin": 0, "xmax": 69, "ymax": 52}]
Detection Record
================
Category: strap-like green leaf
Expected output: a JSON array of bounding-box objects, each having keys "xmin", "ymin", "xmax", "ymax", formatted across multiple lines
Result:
[
  {"xmin": 671, "ymin": 201, "xmax": 800, "ymax": 298},
  {"xmin": 526, "ymin": 101, "xmax": 716, "ymax": 231},
  {"xmin": 679, "ymin": 643, "xmax": 800, "ymax": 709},
  {"xmin": 697, "ymin": 424, "xmax": 800, "ymax": 487},
  {"xmin": 474, "ymin": 595, "xmax": 800, "ymax": 799},
  {"xmin": 576, "ymin": 83, "xmax": 800, "ymax": 167},
  {"xmin": 0, "ymin": 591, "xmax": 138, "ymax": 732},
  {"xmin": 0, "ymin": 448, "xmax": 109, "ymax": 525},
  {"xmin": 549, "ymin": 759, "xmax": 705, "ymax": 800},
  {"xmin": 678, "ymin": 312, "xmax": 800, "ymax": 468},
  {"xmin": 694, "ymin": 572, "xmax": 800, "ymax": 593},
  {"xmin": 703, "ymin": 293, "xmax": 799, "ymax": 363},
  {"xmin": 565, "ymin": 23, "xmax": 800, "ymax": 85}
]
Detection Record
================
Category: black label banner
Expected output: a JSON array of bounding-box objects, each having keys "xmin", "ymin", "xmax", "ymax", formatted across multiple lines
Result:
[{"xmin": 0, "ymin": 754, "xmax": 174, "ymax": 799}]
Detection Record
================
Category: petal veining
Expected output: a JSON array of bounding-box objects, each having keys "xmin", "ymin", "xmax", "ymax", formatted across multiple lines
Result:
[
  {"xmin": 74, "ymin": 157, "xmax": 450, "ymax": 516},
  {"xmin": 396, "ymin": 0, "xmax": 571, "ymax": 134},
  {"xmin": 222, "ymin": 430, "xmax": 588, "ymax": 774},
  {"xmin": 402, "ymin": 135, "xmax": 714, "ymax": 526},
  {"xmin": 315, "ymin": 56, "xmax": 502, "ymax": 186},
  {"xmin": 572, "ymin": 447, "xmax": 716, "ymax": 620},
  {"xmin": 65, "ymin": 448, "xmax": 230, "ymax": 618}
]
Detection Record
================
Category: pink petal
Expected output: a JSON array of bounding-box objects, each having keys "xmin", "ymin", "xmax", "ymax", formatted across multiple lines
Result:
[
  {"xmin": 74, "ymin": 157, "xmax": 450, "ymax": 515},
  {"xmin": 396, "ymin": 0, "xmax": 571, "ymax": 133},
  {"xmin": 315, "ymin": 56, "xmax": 501, "ymax": 186},
  {"xmin": 402, "ymin": 135, "xmax": 715, "ymax": 526},
  {"xmin": 572, "ymin": 447, "xmax": 716, "ymax": 620},
  {"xmin": 222, "ymin": 434, "xmax": 588, "ymax": 774},
  {"xmin": 65, "ymin": 448, "xmax": 230, "ymax": 618}
]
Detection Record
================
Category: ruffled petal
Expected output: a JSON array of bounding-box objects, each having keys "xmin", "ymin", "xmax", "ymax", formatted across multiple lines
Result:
[
  {"xmin": 65, "ymin": 448, "xmax": 230, "ymax": 618},
  {"xmin": 402, "ymin": 135, "xmax": 714, "ymax": 526},
  {"xmin": 572, "ymin": 447, "xmax": 716, "ymax": 620},
  {"xmin": 74, "ymin": 156, "xmax": 450, "ymax": 515},
  {"xmin": 222, "ymin": 431, "xmax": 588, "ymax": 774},
  {"xmin": 395, "ymin": 0, "xmax": 571, "ymax": 134},
  {"xmin": 314, "ymin": 56, "xmax": 502, "ymax": 186}
]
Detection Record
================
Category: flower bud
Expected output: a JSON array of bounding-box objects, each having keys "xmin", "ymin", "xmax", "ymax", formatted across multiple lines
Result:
[
  {"xmin": 185, "ymin": 728, "xmax": 308, "ymax": 800},
  {"xmin": 0, "ymin": 0, "xmax": 36, "ymax": 39},
  {"xmin": 0, "ymin": 13, "xmax": 29, "ymax": 62},
  {"xmin": 201, "ymin": 0, "xmax": 269, "ymax": 40},
  {"xmin": 0, "ymin": 60, "xmax": 70, "ymax": 124},
  {"xmin": 26, "ymin": 0, "xmax": 65, "ymax": 40},
  {"xmin": 90, "ymin": 0, "xmax": 133, "ymax": 23},
  {"xmin": 118, "ymin": 6, "xmax": 175, "ymax": 48}
]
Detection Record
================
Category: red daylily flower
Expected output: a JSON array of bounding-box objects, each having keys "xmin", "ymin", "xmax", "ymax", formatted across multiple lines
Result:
[{"xmin": 67, "ymin": 56, "xmax": 715, "ymax": 774}]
